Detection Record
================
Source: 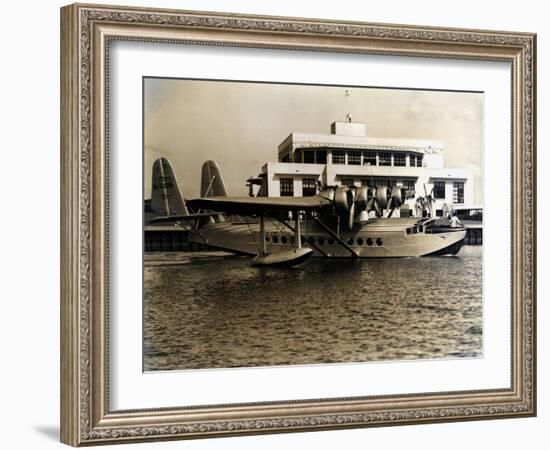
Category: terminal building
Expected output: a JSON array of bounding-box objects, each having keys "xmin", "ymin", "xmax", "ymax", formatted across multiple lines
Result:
[{"xmin": 259, "ymin": 120, "xmax": 474, "ymax": 217}]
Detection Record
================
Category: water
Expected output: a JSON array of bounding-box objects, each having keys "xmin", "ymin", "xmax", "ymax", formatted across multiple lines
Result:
[{"xmin": 143, "ymin": 246, "xmax": 482, "ymax": 371}]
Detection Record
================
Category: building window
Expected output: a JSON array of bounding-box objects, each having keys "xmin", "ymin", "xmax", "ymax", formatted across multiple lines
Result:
[
  {"xmin": 360, "ymin": 179, "xmax": 370, "ymax": 186},
  {"xmin": 379, "ymin": 152, "xmax": 391, "ymax": 166},
  {"xmin": 316, "ymin": 150, "xmax": 327, "ymax": 164},
  {"xmin": 363, "ymin": 151, "xmax": 376, "ymax": 166},
  {"xmin": 401, "ymin": 180, "xmax": 416, "ymax": 201},
  {"xmin": 410, "ymin": 153, "xmax": 424, "ymax": 167},
  {"xmin": 433, "ymin": 181, "xmax": 446, "ymax": 199},
  {"xmin": 394, "ymin": 152, "xmax": 406, "ymax": 166},
  {"xmin": 453, "ymin": 182, "xmax": 464, "ymax": 204},
  {"xmin": 303, "ymin": 150, "xmax": 315, "ymax": 163},
  {"xmin": 280, "ymin": 178, "xmax": 294, "ymax": 196},
  {"xmin": 332, "ymin": 150, "xmax": 346, "ymax": 164},
  {"xmin": 377, "ymin": 179, "xmax": 397, "ymax": 187},
  {"xmin": 302, "ymin": 178, "xmax": 317, "ymax": 196},
  {"xmin": 348, "ymin": 151, "xmax": 361, "ymax": 165},
  {"xmin": 341, "ymin": 178, "xmax": 355, "ymax": 187},
  {"xmin": 402, "ymin": 180, "xmax": 416, "ymax": 191}
]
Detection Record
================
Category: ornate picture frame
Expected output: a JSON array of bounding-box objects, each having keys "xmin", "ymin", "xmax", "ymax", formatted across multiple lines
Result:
[{"xmin": 60, "ymin": 3, "xmax": 536, "ymax": 446}]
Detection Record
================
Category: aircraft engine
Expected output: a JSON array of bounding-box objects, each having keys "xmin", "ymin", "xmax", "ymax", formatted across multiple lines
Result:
[
  {"xmin": 376, "ymin": 186, "xmax": 390, "ymax": 210},
  {"xmin": 334, "ymin": 186, "xmax": 358, "ymax": 229},
  {"xmin": 323, "ymin": 187, "xmax": 336, "ymax": 202},
  {"xmin": 368, "ymin": 187, "xmax": 376, "ymax": 200},
  {"xmin": 390, "ymin": 186, "xmax": 402, "ymax": 209},
  {"xmin": 355, "ymin": 186, "xmax": 369, "ymax": 211},
  {"xmin": 334, "ymin": 186, "xmax": 352, "ymax": 212}
]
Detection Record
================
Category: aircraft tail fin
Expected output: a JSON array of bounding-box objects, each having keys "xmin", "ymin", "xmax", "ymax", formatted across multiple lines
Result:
[
  {"xmin": 151, "ymin": 157, "xmax": 189, "ymax": 216},
  {"xmin": 201, "ymin": 160, "xmax": 228, "ymax": 197}
]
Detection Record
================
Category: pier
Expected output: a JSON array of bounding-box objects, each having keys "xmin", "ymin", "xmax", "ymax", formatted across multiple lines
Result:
[
  {"xmin": 144, "ymin": 226, "xmax": 190, "ymax": 252},
  {"xmin": 464, "ymin": 222, "xmax": 483, "ymax": 245}
]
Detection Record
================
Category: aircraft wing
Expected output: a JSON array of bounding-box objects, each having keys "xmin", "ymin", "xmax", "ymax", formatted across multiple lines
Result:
[
  {"xmin": 148, "ymin": 212, "xmax": 224, "ymax": 224},
  {"xmin": 187, "ymin": 195, "xmax": 332, "ymax": 215}
]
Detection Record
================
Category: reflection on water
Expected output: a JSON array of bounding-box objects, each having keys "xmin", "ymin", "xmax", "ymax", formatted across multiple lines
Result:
[{"xmin": 143, "ymin": 247, "xmax": 482, "ymax": 371}]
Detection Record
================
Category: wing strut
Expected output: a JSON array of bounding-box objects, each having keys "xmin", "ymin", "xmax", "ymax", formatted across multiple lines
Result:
[
  {"xmin": 294, "ymin": 212, "xmax": 301, "ymax": 249},
  {"xmin": 313, "ymin": 216, "xmax": 358, "ymax": 258},
  {"xmin": 259, "ymin": 214, "xmax": 266, "ymax": 256},
  {"xmin": 251, "ymin": 211, "xmax": 313, "ymax": 267},
  {"xmin": 278, "ymin": 217, "xmax": 328, "ymax": 257}
]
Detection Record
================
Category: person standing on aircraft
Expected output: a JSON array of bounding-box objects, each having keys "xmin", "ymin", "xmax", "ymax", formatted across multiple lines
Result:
[{"xmin": 449, "ymin": 212, "xmax": 463, "ymax": 228}]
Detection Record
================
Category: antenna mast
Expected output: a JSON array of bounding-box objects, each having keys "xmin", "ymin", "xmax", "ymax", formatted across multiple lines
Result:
[{"xmin": 345, "ymin": 89, "xmax": 352, "ymax": 122}]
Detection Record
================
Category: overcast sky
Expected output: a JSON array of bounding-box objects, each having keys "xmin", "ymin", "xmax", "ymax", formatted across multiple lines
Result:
[{"xmin": 144, "ymin": 78, "xmax": 483, "ymax": 203}]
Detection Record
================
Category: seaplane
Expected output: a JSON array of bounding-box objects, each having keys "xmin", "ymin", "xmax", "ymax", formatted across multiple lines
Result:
[{"xmin": 147, "ymin": 158, "xmax": 467, "ymax": 267}]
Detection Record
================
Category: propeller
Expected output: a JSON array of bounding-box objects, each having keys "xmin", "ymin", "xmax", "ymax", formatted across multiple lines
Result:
[
  {"xmin": 346, "ymin": 188, "xmax": 356, "ymax": 230},
  {"xmin": 386, "ymin": 186, "xmax": 403, "ymax": 218},
  {"xmin": 348, "ymin": 201, "xmax": 355, "ymax": 230},
  {"xmin": 332, "ymin": 184, "xmax": 404, "ymax": 228}
]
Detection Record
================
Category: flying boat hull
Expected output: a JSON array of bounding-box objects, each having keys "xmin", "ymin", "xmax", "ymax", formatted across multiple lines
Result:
[{"xmin": 189, "ymin": 218, "xmax": 467, "ymax": 258}]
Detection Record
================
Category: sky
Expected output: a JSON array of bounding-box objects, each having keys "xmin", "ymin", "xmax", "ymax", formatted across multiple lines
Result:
[{"xmin": 144, "ymin": 78, "xmax": 483, "ymax": 203}]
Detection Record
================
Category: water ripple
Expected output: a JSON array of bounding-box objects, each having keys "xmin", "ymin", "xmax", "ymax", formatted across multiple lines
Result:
[{"xmin": 144, "ymin": 247, "xmax": 483, "ymax": 371}]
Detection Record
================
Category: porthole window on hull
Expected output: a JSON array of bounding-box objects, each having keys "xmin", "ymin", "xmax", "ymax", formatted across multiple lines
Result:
[
  {"xmin": 272, "ymin": 236, "xmax": 279, "ymax": 243},
  {"xmin": 376, "ymin": 238, "xmax": 383, "ymax": 246},
  {"xmin": 281, "ymin": 236, "xmax": 287, "ymax": 244},
  {"xmin": 367, "ymin": 238, "xmax": 373, "ymax": 246}
]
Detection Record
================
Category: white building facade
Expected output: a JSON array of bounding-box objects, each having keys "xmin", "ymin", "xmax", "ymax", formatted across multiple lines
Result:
[{"xmin": 260, "ymin": 121, "xmax": 474, "ymax": 217}]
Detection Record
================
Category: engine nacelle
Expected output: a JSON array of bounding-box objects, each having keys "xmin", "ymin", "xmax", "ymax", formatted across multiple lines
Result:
[
  {"xmin": 334, "ymin": 186, "xmax": 352, "ymax": 212},
  {"xmin": 390, "ymin": 186, "xmax": 402, "ymax": 209},
  {"xmin": 322, "ymin": 187, "xmax": 336, "ymax": 202},
  {"xmin": 376, "ymin": 186, "xmax": 390, "ymax": 210},
  {"xmin": 355, "ymin": 186, "xmax": 369, "ymax": 211}
]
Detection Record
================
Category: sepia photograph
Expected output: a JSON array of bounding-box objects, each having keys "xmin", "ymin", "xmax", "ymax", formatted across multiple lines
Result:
[
  {"xmin": 142, "ymin": 78, "xmax": 483, "ymax": 372},
  {"xmin": 57, "ymin": 2, "xmax": 537, "ymax": 446}
]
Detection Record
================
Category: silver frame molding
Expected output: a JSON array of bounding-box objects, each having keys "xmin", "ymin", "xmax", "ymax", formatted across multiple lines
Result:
[{"xmin": 60, "ymin": 3, "xmax": 536, "ymax": 446}]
